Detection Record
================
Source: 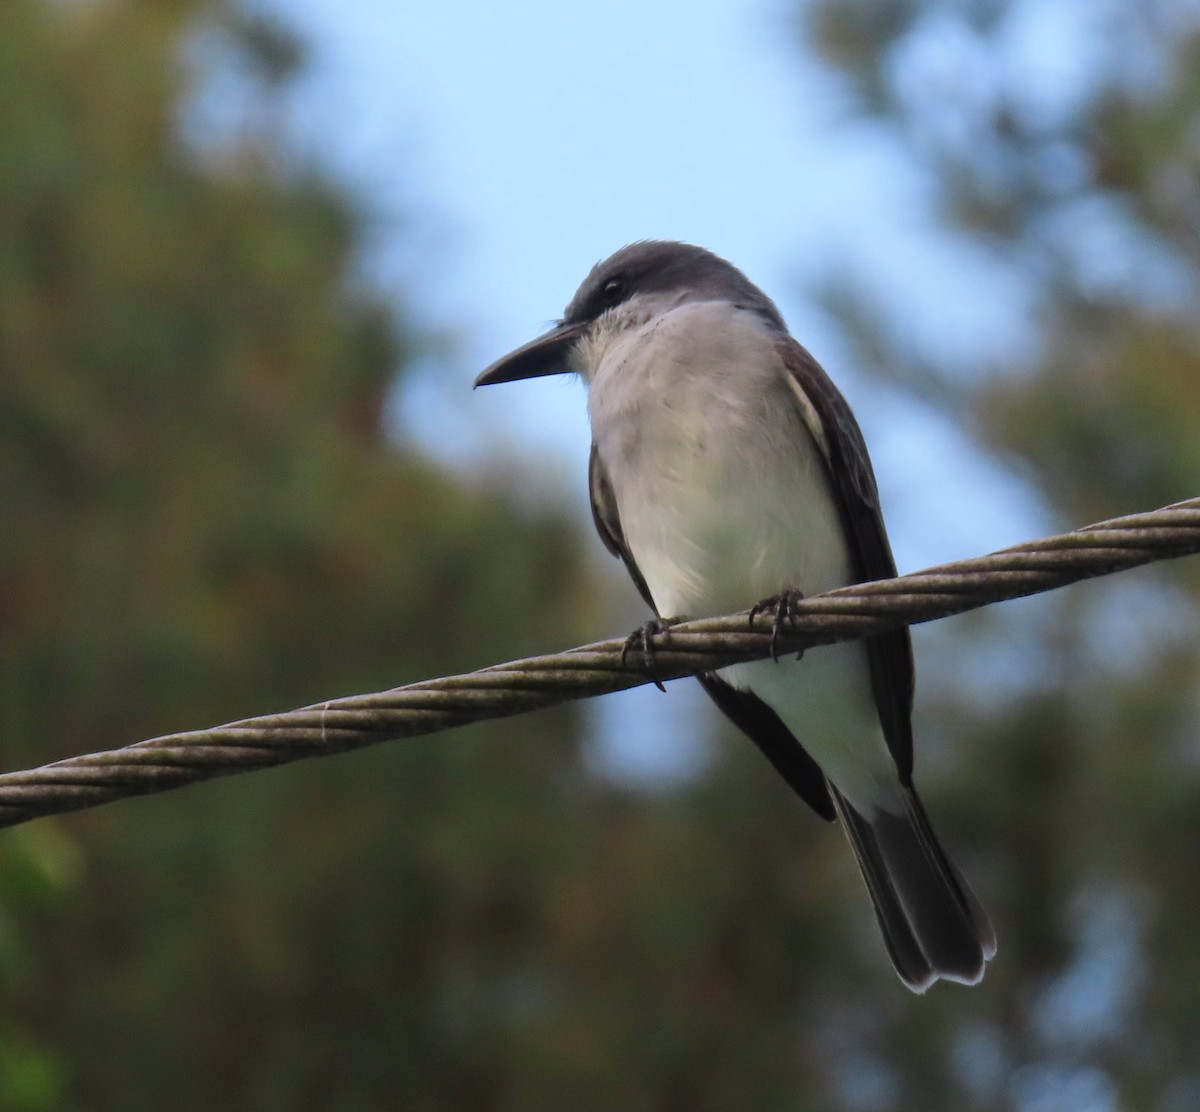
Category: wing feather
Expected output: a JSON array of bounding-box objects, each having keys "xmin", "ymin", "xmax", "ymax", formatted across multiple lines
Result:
[
  {"xmin": 588, "ymin": 443, "xmax": 657, "ymax": 613},
  {"xmin": 778, "ymin": 337, "xmax": 916, "ymax": 782}
]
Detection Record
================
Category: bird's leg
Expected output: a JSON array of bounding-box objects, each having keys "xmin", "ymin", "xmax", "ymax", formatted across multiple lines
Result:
[
  {"xmin": 749, "ymin": 588, "xmax": 806, "ymax": 663},
  {"xmin": 621, "ymin": 617, "xmax": 674, "ymax": 693}
]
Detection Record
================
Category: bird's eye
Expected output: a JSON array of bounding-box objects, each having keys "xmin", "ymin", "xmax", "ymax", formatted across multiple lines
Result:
[{"xmin": 601, "ymin": 276, "xmax": 626, "ymax": 303}]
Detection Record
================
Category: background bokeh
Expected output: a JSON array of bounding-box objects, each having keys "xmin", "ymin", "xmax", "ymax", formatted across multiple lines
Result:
[{"xmin": 3, "ymin": 0, "xmax": 1200, "ymax": 1108}]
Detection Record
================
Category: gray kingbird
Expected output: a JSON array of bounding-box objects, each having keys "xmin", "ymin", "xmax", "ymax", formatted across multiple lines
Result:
[{"xmin": 475, "ymin": 241, "xmax": 995, "ymax": 991}]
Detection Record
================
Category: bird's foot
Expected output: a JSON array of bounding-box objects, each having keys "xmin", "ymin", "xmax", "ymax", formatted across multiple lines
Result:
[
  {"xmin": 749, "ymin": 589, "xmax": 806, "ymax": 662},
  {"xmin": 621, "ymin": 618, "xmax": 674, "ymax": 692}
]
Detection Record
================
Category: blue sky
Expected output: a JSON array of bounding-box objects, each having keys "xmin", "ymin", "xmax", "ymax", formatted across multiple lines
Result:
[
  {"xmin": 238, "ymin": 0, "xmax": 1050, "ymax": 777},
  {"xmin": 246, "ymin": 0, "xmax": 1043, "ymax": 550}
]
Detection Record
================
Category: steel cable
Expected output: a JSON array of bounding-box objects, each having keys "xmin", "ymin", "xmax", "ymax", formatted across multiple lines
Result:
[{"xmin": 1, "ymin": 497, "xmax": 1198, "ymax": 829}]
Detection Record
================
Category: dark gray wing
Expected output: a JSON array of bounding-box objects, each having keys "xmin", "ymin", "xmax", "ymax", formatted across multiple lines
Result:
[
  {"xmin": 778, "ymin": 335, "xmax": 916, "ymax": 783},
  {"xmin": 696, "ymin": 673, "xmax": 836, "ymax": 819},
  {"xmin": 589, "ymin": 443, "xmax": 837, "ymax": 819},
  {"xmin": 588, "ymin": 444, "xmax": 656, "ymax": 613}
]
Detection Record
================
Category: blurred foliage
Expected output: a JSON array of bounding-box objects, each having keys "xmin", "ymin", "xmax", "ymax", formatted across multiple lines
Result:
[
  {"xmin": 0, "ymin": 0, "xmax": 596, "ymax": 1106},
  {"xmin": 802, "ymin": 0, "xmax": 1200, "ymax": 1107},
  {"xmin": 7, "ymin": 0, "xmax": 1200, "ymax": 1108},
  {"xmin": 2, "ymin": 1, "xmax": 876, "ymax": 1108}
]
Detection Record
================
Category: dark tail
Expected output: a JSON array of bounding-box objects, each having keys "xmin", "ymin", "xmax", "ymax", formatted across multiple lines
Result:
[{"xmin": 830, "ymin": 784, "xmax": 996, "ymax": 992}]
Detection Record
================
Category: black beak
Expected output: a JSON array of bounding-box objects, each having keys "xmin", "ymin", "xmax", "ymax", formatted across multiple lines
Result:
[{"xmin": 473, "ymin": 321, "xmax": 588, "ymax": 388}]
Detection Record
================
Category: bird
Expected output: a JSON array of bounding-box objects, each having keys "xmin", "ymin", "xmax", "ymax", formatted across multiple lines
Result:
[{"xmin": 474, "ymin": 240, "xmax": 995, "ymax": 991}]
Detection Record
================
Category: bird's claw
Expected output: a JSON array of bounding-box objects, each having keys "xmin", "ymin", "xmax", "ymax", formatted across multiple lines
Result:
[
  {"xmin": 621, "ymin": 618, "xmax": 673, "ymax": 692},
  {"xmin": 749, "ymin": 589, "xmax": 806, "ymax": 662}
]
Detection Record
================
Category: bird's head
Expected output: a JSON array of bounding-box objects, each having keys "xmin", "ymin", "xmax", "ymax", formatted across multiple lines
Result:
[{"xmin": 473, "ymin": 241, "xmax": 785, "ymax": 389}]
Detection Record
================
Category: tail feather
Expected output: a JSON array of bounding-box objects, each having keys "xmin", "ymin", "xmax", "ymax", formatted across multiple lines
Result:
[{"xmin": 830, "ymin": 785, "xmax": 995, "ymax": 992}]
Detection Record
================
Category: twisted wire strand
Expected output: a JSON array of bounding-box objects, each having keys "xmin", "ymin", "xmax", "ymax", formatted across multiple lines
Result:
[{"xmin": 2, "ymin": 497, "xmax": 1198, "ymax": 830}]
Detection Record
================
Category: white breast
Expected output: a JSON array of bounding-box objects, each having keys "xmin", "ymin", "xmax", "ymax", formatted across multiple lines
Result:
[
  {"xmin": 584, "ymin": 299, "xmax": 850, "ymax": 620},
  {"xmin": 582, "ymin": 297, "xmax": 898, "ymax": 813}
]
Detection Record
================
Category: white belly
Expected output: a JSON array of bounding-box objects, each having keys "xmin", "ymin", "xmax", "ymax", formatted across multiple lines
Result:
[
  {"xmin": 585, "ymin": 299, "xmax": 900, "ymax": 812},
  {"xmin": 586, "ymin": 300, "xmax": 849, "ymax": 618}
]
